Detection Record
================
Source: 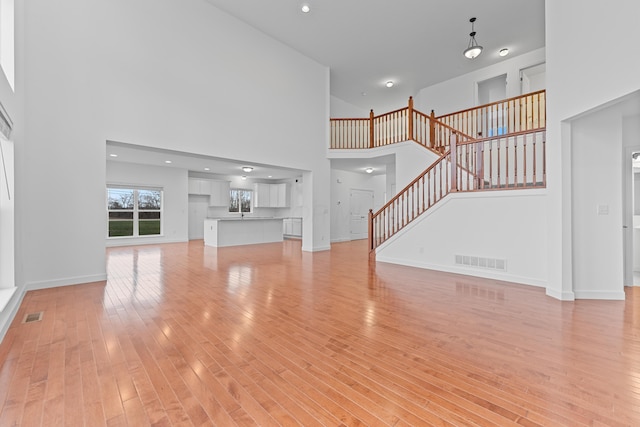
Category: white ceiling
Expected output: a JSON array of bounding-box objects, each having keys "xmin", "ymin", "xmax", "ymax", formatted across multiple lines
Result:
[
  {"xmin": 109, "ymin": 0, "xmax": 545, "ymax": 178},
  {"xmin": 202, "ymin": 0, "xmax": 545, "ymax": 112}
]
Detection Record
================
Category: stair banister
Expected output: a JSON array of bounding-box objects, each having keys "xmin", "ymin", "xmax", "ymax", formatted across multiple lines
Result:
[{"xmin": 450, "ymin": 132, "xmax": 457, "ymax": 192}]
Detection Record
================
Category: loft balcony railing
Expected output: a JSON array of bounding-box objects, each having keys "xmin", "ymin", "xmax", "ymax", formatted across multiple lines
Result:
[
  {"xmin": 330, "ymin": 90, "xmax": 545, "ymax": 150},
  {"xmin": 330, "ymin": 97, "xmax": 473, "ymax": 153},
  {"xmin": 436, "ymin": 90, "xmax": 546, "ymax": 139}
]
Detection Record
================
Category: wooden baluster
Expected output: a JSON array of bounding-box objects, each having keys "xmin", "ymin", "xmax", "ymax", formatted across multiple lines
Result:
[
  {"xmin": 522, "ymin": 134, "xmax": 527, "ymax": 187},
  {"xmin": 532, "ymin": 132, "xmax": 537, "ymax": 186},
  {"xmin": 429, "ymin": 110, "xmax": 436, "ymax": 149},
  {"xmin": 369, "ymin": 110, "xmax": 375, "ymax": 148},
  {"xmin": 450, "ymin": 133, "xmax": 457, "ymax": 192},
  {"xmin": 407, "ymin": 98, "xmax": 413, "ymax": 142},
  {"xmin": 476, "ymin": 139, "xmax": 484, "ymax": 190},
  {"xmin": 368, "ymin": 209, "xmax": 374, "ymax": 251}
]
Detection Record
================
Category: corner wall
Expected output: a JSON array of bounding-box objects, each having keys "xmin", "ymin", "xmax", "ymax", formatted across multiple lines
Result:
[{"xmin": 545, "ymin": 0, "xmax": 640, "ymax": 299}]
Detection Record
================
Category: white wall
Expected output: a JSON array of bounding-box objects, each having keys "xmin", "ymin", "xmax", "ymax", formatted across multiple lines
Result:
[
  {"xmin": 545, "ymin": 0, "xmax": 640, "ymax": 299},
  {"xmin": 571, "ymin": 107, "xmax": 627, "ymax": 299},
  {"xmin": 415, "ymin": 48, "xmax": 545, "ymax": 116},
  {"xmin": 394, "ymin": 142, "xmax": 441, "ymax": 191},
  {"xmin": 330, "ymin": 95, "xmax": 368, "ymax": 118},
  {"xmin": 106, "ymin": 161, "xmax": 189, "ymax": 246},
  {"xmin": 377, "ymin": 191, "xmax": 548, "ymax": 287},
  {"xmin": 16, "ymin": 0, "xmax": 330, "ymax": 301}
]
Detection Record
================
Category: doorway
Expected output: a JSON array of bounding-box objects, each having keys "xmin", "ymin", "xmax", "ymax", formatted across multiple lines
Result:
[
  {"xmin": 520, "ymin": 63, "xmax": 546, "ymax": 94},
  {"xmin": 477, "ymin": 74, "xmax": 506, "ymax": 106},
  {"xmin": 349, "ymin": 189, "xmax": 373, "ymax": 240}
]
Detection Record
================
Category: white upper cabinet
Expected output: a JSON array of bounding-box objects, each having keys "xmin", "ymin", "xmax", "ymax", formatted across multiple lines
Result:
[
  {"xmin": 254, "ymin": 183, "xmax": 288, "ymax": 208},
  {"xmin": 209, "ymin": 180, "xmax": 230, "ymax": 206},
  {"xmin": 189, "ymin": 178, "xmax": 230, "ymax": 206},
  {"xmin": 188, "ymin": 178, "xmax": 211, "ymax": 195}
]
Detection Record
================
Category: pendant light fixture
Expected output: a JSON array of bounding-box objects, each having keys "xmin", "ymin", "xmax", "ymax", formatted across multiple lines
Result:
[{"xmin": 463, "ymin": 17, "xmax": 483, "ymax": 59}]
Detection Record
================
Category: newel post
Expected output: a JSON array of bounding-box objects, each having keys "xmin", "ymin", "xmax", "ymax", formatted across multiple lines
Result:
[
  {"xmin": 429, "ymin": 110, "xmax": 436, "ymax": 149},
  {"xmin": 450, "ymin": 132, "xmax": 458, "ymax": 192},
  {"xmin": 368, "ymin": 209, "xmax": 374, "ymax": 252},
  {"xmin": 369, "ymin": 109, "xmax": 375, "ymax": 148},
  {"xmin": 407, "ymin": 97, "xmax": 414, "ymax": 141}
]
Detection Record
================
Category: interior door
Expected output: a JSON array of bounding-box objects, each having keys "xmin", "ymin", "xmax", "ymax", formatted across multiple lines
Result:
[{"xmin": 349, "ymin": 189, "xmax": 373, "ymax": 240}]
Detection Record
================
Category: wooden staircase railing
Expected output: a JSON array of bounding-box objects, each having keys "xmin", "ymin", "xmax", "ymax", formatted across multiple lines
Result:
[
  {"xmin": 369, "ymin": 149, "xmax": 452, "ymax": 251},
  {"xmin": 330, "ymin": 91, "xmax": 544, "ymax": 151},
  {"xmin": 328, "ymin": 91, "xmax": 547, "ymax": 253},
  {"xmin": 436, "ymin": 90, "xmax": 546, "ymax": 138},
  {"xmin": 369, "ymin": 128, "xmax": 546, "ymax": 252}
]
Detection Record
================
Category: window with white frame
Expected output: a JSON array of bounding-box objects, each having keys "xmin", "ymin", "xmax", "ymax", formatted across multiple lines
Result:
[
  {"xmin": 107, "ymin": 187, "xmax": 162, "ymax": 237},
  {"xmin": 229, "ymin": 189, "xmax": 252, "ymax": 213}
]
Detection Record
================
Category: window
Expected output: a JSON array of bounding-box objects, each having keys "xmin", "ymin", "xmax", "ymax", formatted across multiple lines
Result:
[
  {"xmin": 107, "ymin": 187, "xmax": 162, "ymax": 238},
  {"xmin": 229, "ymin": 189, "xmax": 252, "ymax": 213}
]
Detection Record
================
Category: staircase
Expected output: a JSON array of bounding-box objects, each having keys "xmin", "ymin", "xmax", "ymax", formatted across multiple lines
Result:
[{"xmin": 329, "ymin": 91, "xmax": 547, "ymax": 253}]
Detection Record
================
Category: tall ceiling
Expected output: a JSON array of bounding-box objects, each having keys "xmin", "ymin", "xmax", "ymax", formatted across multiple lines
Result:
[
  {"xmin": 202, "ymin": 0, "xmax": 545, "ymax": 113},
  {"xmin": 110, "ymin": 0, "xmax": 545, "ymax": 177}
]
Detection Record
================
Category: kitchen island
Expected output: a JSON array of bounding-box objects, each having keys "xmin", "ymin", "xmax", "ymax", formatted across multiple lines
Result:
[{"xmin": 204, "ymin": 218, "xmax": 284, "ymax": 247}]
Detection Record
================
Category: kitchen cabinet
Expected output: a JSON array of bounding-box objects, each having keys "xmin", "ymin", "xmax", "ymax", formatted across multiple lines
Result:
[
  {"xmin": 283, "ymin": 217, "xmax": 302, "ymax": 237},
  {"xmin": 254, "ymin": 183, "xmax": 271, "ymax": 207},
  {"xmin": 254, "ymin": 183, "xmax": 288, "ymax": 208},
  {"xmin": 209, "ymin": 180, "xmax": 230, "ymax": 206},
  {"xmin": 188, "ymin": 178, "xmax": 212, "ymax": 195}
]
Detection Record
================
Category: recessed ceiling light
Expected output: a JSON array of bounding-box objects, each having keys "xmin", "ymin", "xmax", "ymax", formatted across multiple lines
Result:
[
  {"xmin": 268, "ymin": 175, "xmax": 272, "ymax": 178},
  {"xmin": 109, "ymin": 153, "xmax": 118, "ymax": 157},
  {"xmin": 301, "ymin": 4, "xmax": 310, "ymax": 13},
  {"xmin": 242, "ymin": 166, "xmax": 253, "ymax": 173},
  {"xmin": 499, "ymin": 48, "xmax": 509, "ymax": 57},
  {"xmin": 365, "ymin": 167, "xmax": 374, "ymax": 174},
  {"xmin": 204, "ymin": 167, "xmax": 210, "ymax": 171},
  {"xmin": 165, "ymin": 160, "xmax": 172, "ymax": 164},
  {"xmin": 385, "ymin": 81, "xmax": 394, "ymax": 88}
]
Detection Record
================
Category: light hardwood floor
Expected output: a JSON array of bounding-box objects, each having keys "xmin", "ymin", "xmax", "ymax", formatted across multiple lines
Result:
[{"xmin": 0, "ymin": 239, "xmax": 638, "ymax": 426}]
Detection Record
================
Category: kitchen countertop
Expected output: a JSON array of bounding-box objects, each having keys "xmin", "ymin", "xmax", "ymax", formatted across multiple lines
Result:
[{"xmin": 206, "ymin": 217, "xmax": 283, "ymax": 221}]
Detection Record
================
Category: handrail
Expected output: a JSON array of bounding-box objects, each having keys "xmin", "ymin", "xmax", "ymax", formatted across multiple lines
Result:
[
  {"xmin": 329, "ymin": 91, "xmax": 545, "ymax": 151},
  {"xmin": 369, "ymin": 149, "xmax": 452, "ymax": 251},
  {"xmin": 328, "ymin": 93, "xmax": 548, "ymax": 253},
  {"xmin": 436, "ymin": 90, "xmax": 546, "ymax": 138},
  {"xmin": 436, "ymin": 90, "xmax": 546, "ymax": 121},
  {"xmin": 369, "ymin": 128, "xmax": 546, "ymax": 252}
]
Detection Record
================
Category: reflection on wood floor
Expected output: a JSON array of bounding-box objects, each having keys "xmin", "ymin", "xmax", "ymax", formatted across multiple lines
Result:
[{"xmin": 0, "ymin": 239, "xmax": 638, "ymax": 426}]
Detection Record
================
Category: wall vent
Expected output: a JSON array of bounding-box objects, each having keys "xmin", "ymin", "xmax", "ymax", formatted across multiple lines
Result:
[
  {"xmin": 455, "ymin": 254, "xmax": 506, "ymax": 271},
  {"xmin": 23, "ymin": 312, "xmax": 43, "ymax": 323}
]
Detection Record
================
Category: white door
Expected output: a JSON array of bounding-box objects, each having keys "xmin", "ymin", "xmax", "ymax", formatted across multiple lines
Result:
[{"xmin": 350, "ymin": 189, "xmax": 373, "ymax": 240}]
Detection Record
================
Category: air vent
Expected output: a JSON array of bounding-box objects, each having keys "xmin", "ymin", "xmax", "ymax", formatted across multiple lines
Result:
[
  {"xmin": 23, "ymin": 312, "xmax": 43, "ymax": 323},
  {"xmin": 455, "ymin": 254, "xmax": 506, "ymax": 271}
]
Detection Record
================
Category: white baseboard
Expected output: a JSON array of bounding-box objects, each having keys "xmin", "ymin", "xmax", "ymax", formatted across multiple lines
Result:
[
  {"xmin": 573, "ymin": 290, "xmax": 626, "ymax": 300},
  {"xmin": 375, "ymin": 255, "xmax": 547, "ymax": 288},
  {"xmin": 303, "ymin": 244, "xmax": 331, "ymax": 252},
  {"xmin": 0, "ymin": 287, "xmax": 26, "ymax": 343},
  {"xmin": 546, "ymin": 287, "xmax": 575, "ymax": 301},
  {"xmin": 26, "ymin": 273, "xmax": 108, "ymax": 291}
]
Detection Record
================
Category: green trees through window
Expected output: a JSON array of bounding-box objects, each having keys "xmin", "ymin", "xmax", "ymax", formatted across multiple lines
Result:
[
  {"xmin": 229, "ymin": 189, "xmax": 252, "ymax": 213},
  {"xmin": 107, "ymin": 187, "xmax": 162, "ymax": 237}
]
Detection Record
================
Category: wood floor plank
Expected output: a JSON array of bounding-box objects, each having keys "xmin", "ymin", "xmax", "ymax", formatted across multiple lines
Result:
[{"xmin": 0, "ymin": 239, "xmax": 639, "ymax": 425}]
